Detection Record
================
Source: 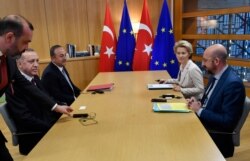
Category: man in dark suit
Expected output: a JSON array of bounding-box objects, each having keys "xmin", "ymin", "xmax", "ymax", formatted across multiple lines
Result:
[
  {"xmin": 0, "ymin": 15, "xmax": 73, "ymax": 160},
  {"xmin": 42, "ymin": 45, "xmax": 81, "ymax": 107},
  {"xmin": 6, "ymin": 49, "xmax": 57, "ymax": 155},
  {"xmin": 188, "ymin": 44, "xmax": 245, "ymax": 158}
]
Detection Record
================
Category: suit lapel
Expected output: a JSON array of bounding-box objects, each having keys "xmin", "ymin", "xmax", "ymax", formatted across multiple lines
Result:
[
  {"xmin": 50, "ymin": 63, "xmax": 67, "ymax": 82},
  {"xmin": 50, "ymin": 63, "xmax": 74, "ymax": 92},
  {"xmin": 6, "ymin": 56, "xmax": 16, "ymax": 83},
  {"xmin": 179, "ymin": 60, "xmax": 191, "ymax": 85},
  {"xmin": 206, "ymin": 67, "xmax": 231, "ymax": 107}
]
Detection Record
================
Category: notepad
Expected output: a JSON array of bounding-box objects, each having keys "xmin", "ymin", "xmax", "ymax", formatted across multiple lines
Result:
[
  {"xmin": 147, "ymin": 84, "xmax": 173, "ymax": 90},
  {"xmin": 87, "ymin": 83, "xmax": 114, "ymax": 91},
  {"xmin": 153, "ymin": 102, "xmax": 191, "ymax": 113}
]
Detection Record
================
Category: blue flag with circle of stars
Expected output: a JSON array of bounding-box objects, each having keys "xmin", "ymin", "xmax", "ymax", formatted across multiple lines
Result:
[
  {"xmin": 114, "ymin": 0, "xmax": 136, "ymax": 71},
  {"xmin": 149, "ymin": 0, "xmax": 179, "ymax": 78}
]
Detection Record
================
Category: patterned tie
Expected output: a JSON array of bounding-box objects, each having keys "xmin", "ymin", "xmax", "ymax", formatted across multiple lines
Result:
[
  {"xmin": 200, "ymin": 77, "xmax": 216, "ymax": 105},
  {"xmin": 0, "ymin": 55, "xmax": 8, "ymax": 89}
]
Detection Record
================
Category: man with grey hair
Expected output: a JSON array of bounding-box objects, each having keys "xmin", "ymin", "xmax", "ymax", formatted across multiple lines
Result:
[
  {"xmin": 188, "ymin": 44, "xmax": 245, "ymax": 158},
  {"xmin": 6, "ymin": 49, "xmax": 57, "ymax": 155}
]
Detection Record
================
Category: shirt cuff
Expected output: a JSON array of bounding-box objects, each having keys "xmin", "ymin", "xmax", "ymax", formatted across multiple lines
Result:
[
  {"xmin": 196, "ymin": 108, "xmax": 203, "ymax": 117},
  {"xmin": 51, "ymin": 103, "xmax": 58, "ymax": 111}
]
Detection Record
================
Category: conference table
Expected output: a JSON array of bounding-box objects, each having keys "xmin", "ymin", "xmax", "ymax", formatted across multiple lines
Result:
[{"xmin": 24, "ymin": 71, "xmax": 225, "ymax": 161}]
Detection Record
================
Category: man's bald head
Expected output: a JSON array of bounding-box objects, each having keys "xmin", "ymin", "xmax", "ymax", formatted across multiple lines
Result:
[{"xmin": 205, "ymin": 44, "xmax": 228, "ymax": 64}]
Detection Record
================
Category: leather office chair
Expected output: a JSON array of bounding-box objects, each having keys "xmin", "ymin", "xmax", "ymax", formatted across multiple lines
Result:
[
  {"xmin": 233, "ymin": 96, "xmax": 250, "ymax": 146},
  {"xmin": 0, "ymin": 103, "xmax": 41, "ymax": 147},
  {"xmin": 0, "ymin": 103, "xmax": 19, "ymax": 146},
  {"xmin": 208, "ymin": 96, "xmax": 250, "ymax": 146}
]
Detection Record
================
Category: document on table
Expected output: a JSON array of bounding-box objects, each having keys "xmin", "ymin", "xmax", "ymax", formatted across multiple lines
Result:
[
  {"xmin": 147, "ymin": 84, "xmax": 174, "ymax": 90},
  {"xmin": 153, "ymin": 102, "xmax": 191, "ymax": 113},
  {"xmin": 87, "ymin": 83, "xmax": 114, "ymax": 91}
]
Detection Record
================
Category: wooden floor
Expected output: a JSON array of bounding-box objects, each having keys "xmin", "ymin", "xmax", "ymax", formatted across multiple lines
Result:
[{"xmin": 0, "ymin": 114, "xmax": 250, "ymax": 161}]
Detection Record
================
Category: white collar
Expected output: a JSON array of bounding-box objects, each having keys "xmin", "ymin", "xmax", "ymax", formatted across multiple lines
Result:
[
  {"xmin": 52, "ymin": 62, "xmax": 64, "ymax": 72},
  {"xmin": 0, "ymin": 50, "xmax": 3, "ymax": 57},
  {"xmin": 214, "ymin": 65, "xmax": 228, "ymax": 80},
  {"xmin": 19, "ymin": 70, "xmax": 34, "ymax": 82}
]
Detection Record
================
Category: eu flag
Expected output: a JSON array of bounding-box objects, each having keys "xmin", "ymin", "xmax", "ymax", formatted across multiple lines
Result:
[
  {"xmin": 115, "ymin": 0, "xmax": 136, "ymax": 71},
  {"xmin": 149, "ymin": 0, "xmax": 179, "ymax": 78}
]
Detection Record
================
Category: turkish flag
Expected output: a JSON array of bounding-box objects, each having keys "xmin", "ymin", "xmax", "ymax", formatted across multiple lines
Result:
[
  {"xmin": 132, "ymin": 0, "xmax": 154, "ymax": 71},
  {"xmin": 99, "ymin": 1, "xmax": 117, "ymax": 72}
]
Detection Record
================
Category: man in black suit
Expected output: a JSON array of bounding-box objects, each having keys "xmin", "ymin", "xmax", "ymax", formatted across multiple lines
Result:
[
  {"xmin": 42, "ymin": 45, "xmax": 81, "ymax": 107},
  {"xmin": 0, "ymin": 15, "xmax": 73, "ymax": 160},
  {"xmin": 6, "ymin": 49, "xmax": 58, "ymax": 155}
]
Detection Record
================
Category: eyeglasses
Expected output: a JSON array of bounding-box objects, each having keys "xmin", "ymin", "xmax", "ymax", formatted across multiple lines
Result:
[{"xmin": 79, "ymin": 112, "xmax": 98, "ymax": 126}]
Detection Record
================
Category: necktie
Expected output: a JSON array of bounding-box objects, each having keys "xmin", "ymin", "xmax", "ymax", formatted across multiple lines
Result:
[
  {"xmin": 200, "ymin": 77, "xmax": 216, "ymax": 105},
  {"xmin": 31, "ymin": 78, "xmax": 36, "ymax": 86},
  {"xmin": 62, "ymin": 69, "xmax": 74, "ymax": 91},
  {"xmin": 0, "ymin": 56, "xmax": 8, "ymax": 89}
]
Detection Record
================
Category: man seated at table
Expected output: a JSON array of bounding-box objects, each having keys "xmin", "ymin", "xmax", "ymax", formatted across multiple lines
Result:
[
  {"xmin": 188, "ymin": 44, "xmax": 245, "ymax": 158},
  {"xmin": 5, "ymin": 49, "xmax": 59, "ymax": 155},
  {"xmin": 41, "ymin": 45, "xmax": 81, "ymax": 108}
]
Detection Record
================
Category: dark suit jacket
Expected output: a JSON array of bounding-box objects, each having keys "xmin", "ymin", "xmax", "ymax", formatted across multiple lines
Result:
[
  {"xmin": 200, "ymin": 66, "xmax": 245, "ymax": 157},
  {"xmin": 200, "ymin": 66, "xmax": 245, "ymax": 132},
  {"xmin": 0, "ymin": 55, "xmax": 16, "ymax": 144},
  {"xmin": 5, "ymin": 75, "xmax": 55, "ymax": 133},
  {"xmin": 41, "ymin": 62, "xmax": 81, "ymax": 105},
  {"xmin": 1, "ymin": 56, "xmax": 56, "ymax": 144},
  {"xmin": 5, "ymin": 75, "xmax": 57, "ymax": 155}
]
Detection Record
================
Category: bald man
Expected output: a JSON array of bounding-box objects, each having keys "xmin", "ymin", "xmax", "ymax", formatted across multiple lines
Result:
[{"xmin": 188, "ymin": 44, "xmax": 245, "ymax": 158}]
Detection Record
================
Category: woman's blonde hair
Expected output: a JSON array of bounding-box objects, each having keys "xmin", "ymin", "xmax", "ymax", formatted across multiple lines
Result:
[{"xmin": 174, "ymin": 40, "xmax": 193, "ymax": 54}]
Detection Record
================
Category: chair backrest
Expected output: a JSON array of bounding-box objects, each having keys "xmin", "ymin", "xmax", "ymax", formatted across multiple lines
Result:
[
  {"xmin": 0, "ymin": 103, "xmax": 19, "ymax": 146},
  {"xmin": 233, "ymin": 96, "xmax": 250, "ymax": 146}
]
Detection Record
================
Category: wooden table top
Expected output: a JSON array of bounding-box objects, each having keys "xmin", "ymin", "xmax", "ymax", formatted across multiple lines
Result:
[{"xmin": 24, "ymin": 71, "xmax": 225, "ymax": 161}]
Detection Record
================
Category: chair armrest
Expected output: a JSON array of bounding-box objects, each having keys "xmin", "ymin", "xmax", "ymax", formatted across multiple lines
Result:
[
  {"xmin": 14, "ymin": 131, "xmax": 43, "ymax": 136},
  {"xmin": 207, "ymin": 129, "xmax": 236, "ymax": 135}
]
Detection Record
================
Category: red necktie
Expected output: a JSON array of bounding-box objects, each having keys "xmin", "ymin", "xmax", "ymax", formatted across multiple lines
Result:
[{"xmin": 0, "ymin": 55, "xmax": 8, "ymax": 89}]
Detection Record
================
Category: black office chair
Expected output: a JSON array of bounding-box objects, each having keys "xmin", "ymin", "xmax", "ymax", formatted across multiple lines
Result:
[
  {"xmin": 0, "ymin": 103, "xmax": 19, "ymax": 146},
  {"xmin": 233, "ymin": 96, "xmax": 250, "ymax": 146},
  {"xmin": 0, "ymin": 103, "xmax": 41, "ymax": 146},
  {"xmin": 208, "ymin": 96, "xmax": 250, "ymax": 146}
]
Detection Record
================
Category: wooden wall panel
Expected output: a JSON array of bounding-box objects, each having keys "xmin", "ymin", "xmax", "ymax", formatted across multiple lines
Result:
[
  {"xmin": 44, "ymin": 0, "xmax": 89, "ymax": 52},
  {"xmin": 86, "ymin": 0, "xmax": 105, "ymax": 45},
  {"xmin": 0, "ymin": 0, "xmax": 167, "ymax": 60},
  {"xmin": 0, "ymin": 0, "xmax": 50, "ymax": 59}
]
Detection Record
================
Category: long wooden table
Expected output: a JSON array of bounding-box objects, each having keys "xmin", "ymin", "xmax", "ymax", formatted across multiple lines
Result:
[{"xmin": 24, "ymin": 71, "xmax": 225, "ymax": 161}]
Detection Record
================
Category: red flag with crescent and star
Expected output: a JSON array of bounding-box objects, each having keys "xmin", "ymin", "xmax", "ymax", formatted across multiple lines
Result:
[
  {"xmin": 132, "ymin": 0, "xmax": 154, "ymax": 71},
  {"xmin": 99, "ymin": 1, "xmax": 117, "ymax": 72}
]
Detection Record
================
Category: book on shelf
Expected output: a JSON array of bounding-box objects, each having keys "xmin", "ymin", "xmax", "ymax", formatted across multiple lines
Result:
[
  {"xmin": 88, "ymin": 44, "xmax": 100, "ymax": 56},
  {"xmin": 66, "ymin": 43, "xmax": 76, "ymax": 58}
]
